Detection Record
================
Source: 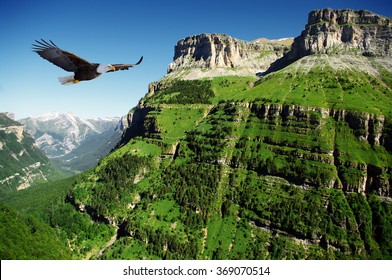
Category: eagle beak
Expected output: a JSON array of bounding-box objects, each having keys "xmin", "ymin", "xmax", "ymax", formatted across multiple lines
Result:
[{"xmin": 110, "ymin": 66, "xmax": 116, "ymax": 71}]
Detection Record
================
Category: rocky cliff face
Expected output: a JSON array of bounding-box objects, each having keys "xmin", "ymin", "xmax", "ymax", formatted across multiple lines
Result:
[
  {"xmin": 115, "ymin": 97, "xmax": 392, "ymax": 198},
  {"xmin": 0, "ymin": 113, "xmax": 61, "ymax": 192},
  {"xmin": 113, "ymin": 8, "xmax": 392, "ymax": 194},
  {"xmin": 167, "ymin": 10, "xmax": 391, "ymax": 77},
  {"xmin": 246, "ymin": 103, "xmax": 391, "ymax": 196},
  {"xmin": 300, "ymin": 9, "xmax": 391, "ymax": 56},
  {"xmin": 64, "ymin": 8, "xmax": 392, "ymax": 260},
  {"xmin": 269, "ymin": 8, "xmax": 391, "ymax": 72},
  {"xmin": 167, "ymin": 33, "xmax": 291, "ymax": 79},
  {"xmin": 114, "ymin": 105, "xmax": 155, "ymax": 149}
]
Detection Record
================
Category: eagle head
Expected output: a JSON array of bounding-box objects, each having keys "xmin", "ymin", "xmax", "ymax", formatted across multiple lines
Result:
[{"xmin": 97, "ymin": 64, "xmax": 116, "ymax": 73}]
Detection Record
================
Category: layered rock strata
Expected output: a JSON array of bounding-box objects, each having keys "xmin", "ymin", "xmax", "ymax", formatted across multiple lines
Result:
[
  {"xmin": 167, "ymin": 34, "xmax": 291, "ymax": 78},
  {"xmin": 268, "ymin": 9, "xmax": 391, "ymax": 72}
]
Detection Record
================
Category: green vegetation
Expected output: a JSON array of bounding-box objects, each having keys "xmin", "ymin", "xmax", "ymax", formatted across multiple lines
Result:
[
  {"xmin": 147, "ymin": 80, "xmax": 214, "ymax": 104},
  {"xmin": 0, "ymin": 113, "xmax": 66, "ymax": 194},
  {"xmin": 1, "ymin": 54, "xmax": 391, "ymax": 260},
  {"xmin": 0, "ymin": 203, "xmax": 71, "ymax": 259},
  {"xmin": 257, "ymin": 49, "xmax": 274, "ymax": 59},
  {"xmin": 0, "ymin": 176, "xmax": 78, "ymax": 219},
  {"xmin": 153, "ymin": 105, "xmax": 210, "ymax": 144},
  {"xmin": 210, "ymin": 62, "xmax": 392, "ymax": 118}
]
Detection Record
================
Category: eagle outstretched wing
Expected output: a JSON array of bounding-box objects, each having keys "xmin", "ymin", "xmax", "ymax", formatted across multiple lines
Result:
[
  {"xmin": 109, "ymin": 56, "xmax": 144, "ymax": 72},
  {"xmin": 32, "ymin": 39, "xmax": 93, "ymax": 72}
]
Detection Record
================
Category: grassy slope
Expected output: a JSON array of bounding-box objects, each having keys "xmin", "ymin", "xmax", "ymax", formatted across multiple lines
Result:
[
  {"xmin": 212, "ymin": 56, "xmax": 392, "ymax": 117},
  {"xmin": 62, "ymin": 54, "xmax": 392, "ymax": 259},
  {"xmin": 2, "ymin": 54, "xmax": 391, "ymax": 259}
]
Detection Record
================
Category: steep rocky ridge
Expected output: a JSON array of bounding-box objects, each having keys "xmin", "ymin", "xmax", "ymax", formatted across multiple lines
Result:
[
  {"xmin": 167, "ymin": 33, "xmax": 292, "ymax": 79},
  {"xmin": 116, "ymin": 8, "xmax": 392, "ymax": 199},
  {"xmin": 268, "ymin": 8, "xmax": 391, "ymax": 72},
  {"xmin": 299, "ymin": 8, "xmax": 391, "ymax": 57}
]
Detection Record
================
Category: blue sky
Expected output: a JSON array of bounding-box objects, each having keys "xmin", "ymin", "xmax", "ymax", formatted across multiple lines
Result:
[{"xmin": 0, "ymin": 0, "xmax": 391, "ymax": 119}]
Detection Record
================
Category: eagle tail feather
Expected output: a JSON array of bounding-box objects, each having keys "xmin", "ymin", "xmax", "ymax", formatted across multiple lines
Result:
[{"xmin": 58, "ymin": 75, "xmax": 76, "ymax": 85}]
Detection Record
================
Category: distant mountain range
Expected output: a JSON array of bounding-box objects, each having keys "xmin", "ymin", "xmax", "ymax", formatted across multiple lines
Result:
[
  {"xmin": 19, "ymin": 113, "xmax": 127, "ymax": 173},
  {"xmin": 0, "ymin": 113, "xmax": 63, "ymax": 194},
  {"xmin": 1, "ymin": 8, "xmax": 391, "ymax": 260}
]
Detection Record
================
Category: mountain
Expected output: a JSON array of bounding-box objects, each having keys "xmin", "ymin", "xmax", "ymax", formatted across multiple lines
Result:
[
  {"xmin": 2, "ymin": 8, "xmax": 392, "ymax": 260},
  {"xmin": 167, "ymin": 33, "xmax": 292, "ymax": 79},
  {"xmin": 19, "ymin": 113, "xmax": 124, "ymax": 173},
  {"xmin": 268, "ymin": 8, "xmax": 392, "ymax": 73},
  {"xmin": 0, "ymin": 113, "xmax": 63, "ymax": 194},
  {"xmin": 66, "ymin": 9, "xmax": 392, "ymax": 259}
]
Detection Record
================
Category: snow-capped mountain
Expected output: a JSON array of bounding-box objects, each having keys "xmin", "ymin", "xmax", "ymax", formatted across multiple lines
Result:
[{"xmin": 19, "ymin": 113, "xmax": 125, "ymax": 173}]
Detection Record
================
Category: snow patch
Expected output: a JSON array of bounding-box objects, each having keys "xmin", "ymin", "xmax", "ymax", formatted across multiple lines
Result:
[{"xmin": 18, "ymin": 112, "xmax": 120, "ymax": 159}]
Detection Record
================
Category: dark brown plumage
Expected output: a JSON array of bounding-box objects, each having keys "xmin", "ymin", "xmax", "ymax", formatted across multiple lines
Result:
[{"xmin": 32, "ymin": 39, "xmax": 143, "ymax": 85}]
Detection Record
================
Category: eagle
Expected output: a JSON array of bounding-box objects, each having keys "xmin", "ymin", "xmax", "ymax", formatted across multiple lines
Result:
[{"xmin": 32, "ymin": 39, "xmax": 143, "ymax": 85}]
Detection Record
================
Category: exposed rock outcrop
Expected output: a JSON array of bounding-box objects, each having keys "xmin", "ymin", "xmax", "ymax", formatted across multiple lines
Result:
[
  {"xmin": 167, "ymin": 34, "xmax": 291, "ymax": 79},
  {"xmin": 114, "ymin": 104, "xmax": 156, "ymax": 149},
  {"xmin": 116, "ymin": 115, "xmax": 131, "ymax": 132},
  {"xmin": 0, "ymin": 125, "xmax": 24, "ymax": 142},
  {"xmin": 298, "ymin": 9, "xmax": 391, "ymax": 57},
  {"xmin": 116, "ymin": 99, "xmax": 391, "ymax": 197},
  {"xmin": 246, "ymin": 103, "xmax": 391, "ymax": 196},
  {"xmin": 268, "ymin": 8, "xmax": 392, "ymax": 72},
  {"xmin": 115, "ymin": 9, "xmax": 392, "ymax": 197},
  {"xmin": 329, "ymin": 109, "xmax": 385, "ymax": 145},
  {"xmin": 0, "ymin": 113, "xmax": 58, "ymax": 192}
]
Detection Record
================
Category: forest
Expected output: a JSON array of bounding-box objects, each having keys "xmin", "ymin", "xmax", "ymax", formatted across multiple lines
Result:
[{"xmin": 1, "ymin": 72, "xmax": 392, "ymax": 259}]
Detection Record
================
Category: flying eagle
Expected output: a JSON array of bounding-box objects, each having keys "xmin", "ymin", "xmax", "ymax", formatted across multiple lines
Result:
[{"xmin": 32, "ymin": 39, "xmax": 143, "ymax": 85}]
